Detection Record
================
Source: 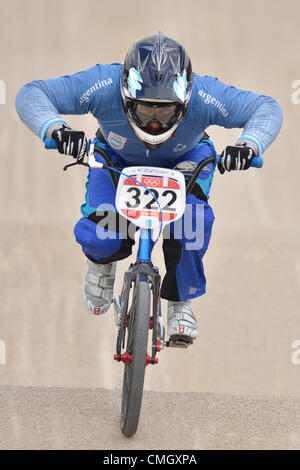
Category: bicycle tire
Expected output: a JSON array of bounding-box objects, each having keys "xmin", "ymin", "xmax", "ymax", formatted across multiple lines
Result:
[{"xmin": 121, "ymin": 278, "xmax": 151, "ymax": 437}]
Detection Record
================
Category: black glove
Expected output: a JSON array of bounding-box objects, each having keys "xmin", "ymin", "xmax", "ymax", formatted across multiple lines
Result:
[
  {"xmin": 52, "ymin": 125, "xmax": 87, "ymax": 159},
  {"xmin": 218, "ymin": 144, "xmax": 255, "ymax": 174}
]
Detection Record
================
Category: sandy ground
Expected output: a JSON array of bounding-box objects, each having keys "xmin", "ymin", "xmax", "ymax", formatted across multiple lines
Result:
[
  {"xmin": 0, "ymin": 386, "xmax": 299, "ymax": 450},
  {"xmin": 0, "ymin": 0, "xmax": 299, "ymax": 449}
]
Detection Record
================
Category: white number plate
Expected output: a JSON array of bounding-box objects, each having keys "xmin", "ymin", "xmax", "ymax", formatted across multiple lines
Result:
[{"xmin": 116, "ymin": 166, "xmax": 186, "ymax": 229}]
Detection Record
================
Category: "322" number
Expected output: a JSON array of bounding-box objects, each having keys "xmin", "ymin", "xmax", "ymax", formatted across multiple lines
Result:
[{"xmin": 126, "ymin": 187, "xmax": 177, "ymax": 211}]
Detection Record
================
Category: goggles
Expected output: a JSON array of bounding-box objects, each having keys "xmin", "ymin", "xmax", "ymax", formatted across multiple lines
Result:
[{"xmin": 127, "ymin": 100, "xmax": 184, "ymax": 129}]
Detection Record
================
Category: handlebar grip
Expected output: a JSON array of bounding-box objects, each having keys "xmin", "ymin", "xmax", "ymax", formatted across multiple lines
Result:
[
  {"xmin": 44, "ymin": 138, "xmax": 58, "ymax": 149},
  {"xmin": 249, "ymin": 156, "xmax": 263, "ymax": 168},
  {"xmin": 215, "ymin": 154, "xmax": 263, "ymax": 168}
]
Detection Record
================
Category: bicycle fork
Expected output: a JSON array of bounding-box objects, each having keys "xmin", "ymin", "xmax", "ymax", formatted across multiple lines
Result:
[{"xmin": 113, "ymin": 262, "xmax": 164, "ymax": 365}]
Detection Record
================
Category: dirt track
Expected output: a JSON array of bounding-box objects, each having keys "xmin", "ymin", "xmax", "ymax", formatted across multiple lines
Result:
[
  {"xmin": 0, "ymin": 386, "xmax": 299, "ymax": 450},
  {"xmin": 0, "ymin": 0, "xmax": 300, "ymax": 450}
]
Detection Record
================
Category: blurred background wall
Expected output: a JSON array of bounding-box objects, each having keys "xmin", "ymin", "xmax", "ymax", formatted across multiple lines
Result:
[{"xmin": 0, "ymin": 0, "xmax": 299, "ymax": 397}]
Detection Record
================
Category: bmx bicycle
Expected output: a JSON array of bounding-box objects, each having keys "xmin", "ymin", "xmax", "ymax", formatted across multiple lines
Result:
[{"xmin": 45, "ymin": 137, "xmax": 263, "ymax": 437}]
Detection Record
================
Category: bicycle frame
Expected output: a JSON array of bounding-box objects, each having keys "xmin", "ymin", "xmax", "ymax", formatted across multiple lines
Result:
[{"xmin": 137, "ymin": 228, "xmax": 153, "ymax": 263}]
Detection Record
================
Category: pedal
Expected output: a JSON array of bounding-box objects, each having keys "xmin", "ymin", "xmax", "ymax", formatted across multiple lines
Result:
[
  {"xmin": 166, "ymin": 335, "xmax": 193, "ymax": 349},
  {"xmin": 114, "ymin": 295, "xmax": 123, "ymax": 327}
]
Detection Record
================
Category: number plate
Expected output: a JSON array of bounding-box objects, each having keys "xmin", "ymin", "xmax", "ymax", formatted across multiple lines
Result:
[{"xmin": 116, "ymin": 166, "xmax": 186, "ymax": 229}]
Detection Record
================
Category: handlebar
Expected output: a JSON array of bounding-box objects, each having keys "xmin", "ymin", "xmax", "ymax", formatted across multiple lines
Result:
[
  {"xmin": 44, "ymin": 137, "xmax": 263, "ymax": 168},
  {"xmin": 45, "ymin": 136, "xmax": 263, "ymax": 196}
]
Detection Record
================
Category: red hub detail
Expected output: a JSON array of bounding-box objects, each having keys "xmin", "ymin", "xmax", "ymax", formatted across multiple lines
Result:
[
  {"xmin": 114, "ymin": 352, "xmax": 132, "ymax": 364},
  {"xmin": 156, "ymin": 340, "xmax": 162, "ymax": 352},
  {"xmin": 146, "ymin": 354, "xmax": 158, "ymax": 365},
  {"xmin": 149, "ymin": 317, "xmax": 153, "ymax": 329}
]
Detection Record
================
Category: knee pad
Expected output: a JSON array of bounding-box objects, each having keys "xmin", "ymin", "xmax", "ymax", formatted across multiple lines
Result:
[{"xmin": 74, "ymin": 217, "xmax": 123, "ymax": 261}]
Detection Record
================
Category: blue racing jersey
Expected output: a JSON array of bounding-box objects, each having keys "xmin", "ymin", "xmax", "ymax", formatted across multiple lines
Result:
[{"xmin": 15, "ymin": 63, "xmax": 283, "ymax": 166}]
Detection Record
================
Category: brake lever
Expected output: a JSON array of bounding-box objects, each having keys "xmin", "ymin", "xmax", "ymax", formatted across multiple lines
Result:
[
  {"xmin": 63, "ymin": 158, "xmax": 89, "ymax": 171},
  {"xmin": 63, "ymin": 141, "xmax": 93, "ymax": 171}
]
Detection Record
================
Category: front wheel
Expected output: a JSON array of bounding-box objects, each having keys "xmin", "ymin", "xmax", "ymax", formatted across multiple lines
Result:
[{"xmin": 121, "ymin": 277, "xmax": 151, "ymax": 437}]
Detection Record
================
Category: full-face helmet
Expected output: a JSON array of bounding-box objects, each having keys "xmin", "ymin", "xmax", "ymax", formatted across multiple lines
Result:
[{"xmin": 121, "ymin": 32, "xmax": 193, "ymax": 151}]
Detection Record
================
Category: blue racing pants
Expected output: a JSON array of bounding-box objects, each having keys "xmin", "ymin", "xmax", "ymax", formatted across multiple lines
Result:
[{"xmin": 74, "ymin": 139, "xmax": 216, "ymax": 301}]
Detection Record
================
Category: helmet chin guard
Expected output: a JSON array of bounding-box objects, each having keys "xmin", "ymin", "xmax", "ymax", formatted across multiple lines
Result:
[{"xmin": 130, "ymin": 121, "xmax": 178, "ymax": 152}]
